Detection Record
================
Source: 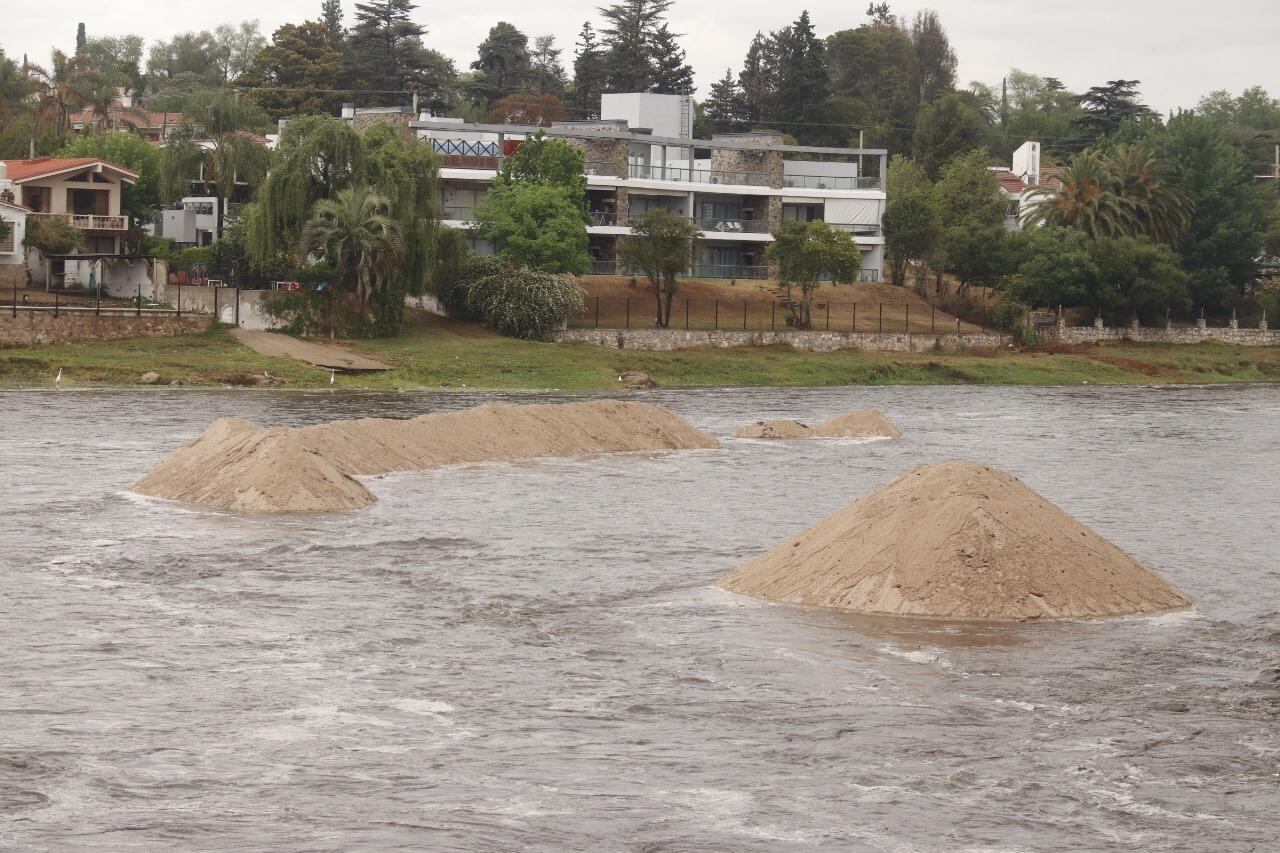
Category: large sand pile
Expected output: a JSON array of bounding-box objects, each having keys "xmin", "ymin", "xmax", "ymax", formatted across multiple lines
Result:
[
  {"xmin": 717, "ymin": 462, "xmax": 1192, "ymax": 620},
  {"xmin": 134, "ymin": 400, "xmax": 719, "ymax": 512},
  {"xmin": 733, "ymin": 410, "xmax": 900, "ymax": 440}
]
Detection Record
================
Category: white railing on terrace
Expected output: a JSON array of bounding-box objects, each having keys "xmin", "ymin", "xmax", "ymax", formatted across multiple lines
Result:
[{"xmin": 31, "ymin": 212, "xmax": 128, "ymax": 231}]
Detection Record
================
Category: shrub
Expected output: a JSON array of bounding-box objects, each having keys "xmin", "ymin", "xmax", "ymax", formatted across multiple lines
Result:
[
  {"xmin": 23, "ymin": 216, "xmax": 86, "ymax": 255},
  {"xmin": 463, "ymin": 258, "xmax": 585, "ymax": 340},
  {"xmin": 989, "ymin": 301, "xmax": 1027, "ymax": 332}
]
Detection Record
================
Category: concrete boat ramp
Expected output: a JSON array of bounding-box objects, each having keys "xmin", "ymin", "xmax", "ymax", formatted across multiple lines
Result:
[{"xmin": 230, "ymin": 329, "xmax": 392, "ymax": 372}]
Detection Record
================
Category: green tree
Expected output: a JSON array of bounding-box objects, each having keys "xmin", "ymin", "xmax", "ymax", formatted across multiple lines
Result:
[
  {"xmin": 158, "ymin": 91, "xmax": 272, "ymax": 237},
  {"xmin": 825, "ymin": 12, "xmax": 919, "ymax": 153},
  {"xmin": 883, "ymin": 193, "xmax": 942, "ymax": 288},
  {"xmin": 912, "ymin": 92, "xmax": 989, "ymax": 176},
  {"xmin": 493, "ymin": 132, "xmax": 587, "ymax": 200},
  {"xmin": 909, "ymin": 10, "xmax": 956, "ymax": 103},
  {"xmin": 530, "ymin": 36, "xmax": 567, "ymax": 97},
  {"xmin": 618, "ymin": 208, "xmax": 699, "ymax": 327},
  {"xmin": 474, "ymin": 182, "xmax": 590, "ymax": 273},
  {"xmin": 569, "ymin": 23, "xmax": 606, "ymax": 117},
  {"xmin": 344, "ymin": 0, "xmax": 457, "ymax": 111},
  {"xmin": 1156, "ymin": 111, "xmax": 1274, "ymax": 307},
  {"xmin": 239, "ymin": 21, "xmax": 344, "ymax": 119},
  {"xmin": 1025, "ymin": 146, "xmax": 1192, "ymax": 246},
  {"xmin": 934, "ymin": 148, "xmax": 1005, "ymax": 229},
  {"xmin": 304, "ymin": 185, "xmax": 405, "ymax": 325},
  {"xmin": 321, "ymin": 0, "xmax": 345, "ymax": 47},
  {"xmin": 767, "ymin": 11, "xmax": 830, "ymax": 139},
  {"xmin": 24, "ymin": 216, "xmax": 86, "ymax": 256},
  {"xmin": 704, "ymin": 69, "xmax": 747, "ymax": 133},
  {"xmin": 249, "ymin": 115, "xmax": 365, "ymax": 261},
  {"xmin": 210, "ymin": 21, "xmax": 266, "ymax": 86},
  {"xmin": 462, "ymin": 256, "xmax": 586, "ymax": 340},
  {"xmin": 1074, "ymin": 80, "xmax": 1155, "ymax": 144},
  {"xmin": 1024, "ymin": 151, "xmax": 1134, "ymax": 238},
  {"xmin": 649, "ymin": 24, "xmax": 694, "ymax": 94},
  {"xmin": 467, "ymin": 22, "xmax": 533, "ymax": 109},
  {"xmin": 599, "ymin": 0, "xmax": 672, "ymax": 92},
  {"xmin": 767, "ymin": 220, "xmax": 862, "ymax": 328}
]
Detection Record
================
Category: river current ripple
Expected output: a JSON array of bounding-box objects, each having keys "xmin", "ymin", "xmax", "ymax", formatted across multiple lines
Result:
[{"xmin": 1, "ymin": 385, "xmax": 1278, "ymax": 851}]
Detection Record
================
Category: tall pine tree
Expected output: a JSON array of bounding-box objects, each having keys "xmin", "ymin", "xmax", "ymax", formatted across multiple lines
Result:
[
  {"xmin": 649, "ymin": 24, "xmax": 693, "ymax": 94},
  {"xmin": 704, "ymin": 69, "xmax": 746, "ymax": 132},
  {"xmin": 321, "ymin": 0, "xmax": 345, "ymax": 48},
  {"xmin": 569, "ymin": 22, "xmax": 606, "ymax": 116}
]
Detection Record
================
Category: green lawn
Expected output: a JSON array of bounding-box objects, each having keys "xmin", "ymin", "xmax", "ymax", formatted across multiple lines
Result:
[{"xmin": 3, "ymin": 315, "xmax": 1280, "ymax": 390}]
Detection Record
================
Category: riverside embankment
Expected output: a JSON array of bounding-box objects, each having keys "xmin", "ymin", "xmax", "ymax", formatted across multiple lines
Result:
[{"xmin": 3, "ymin": 315, "xmax": 1280, "ymax": 389}]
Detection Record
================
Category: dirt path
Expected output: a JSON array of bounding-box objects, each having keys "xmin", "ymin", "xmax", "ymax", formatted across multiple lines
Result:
[{"xmin": 230, "ymin": 329, "xmax": 391, "ymax": 372}]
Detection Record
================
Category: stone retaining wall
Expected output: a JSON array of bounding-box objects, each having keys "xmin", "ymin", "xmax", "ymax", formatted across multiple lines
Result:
[
  {"xmin": 0, "ymin": 312, "xmax": 213, "ymax": 347},
  {"xmin": 555, "ymin": 328, "xmax": 1011, "ymax": 353},
  {"xmin": 1044, "ymin": 322, "xmax": 1279, "ymax": 347}
]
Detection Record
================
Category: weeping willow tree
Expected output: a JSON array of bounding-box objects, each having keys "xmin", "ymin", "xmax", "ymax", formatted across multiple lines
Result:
[
  {"xmin": 245, "ymin": 115, "xmax": 364, "ymax": 262},
  {"xmin": 245, "ymin": 115, "xmax": 441, "ymax": 335}
]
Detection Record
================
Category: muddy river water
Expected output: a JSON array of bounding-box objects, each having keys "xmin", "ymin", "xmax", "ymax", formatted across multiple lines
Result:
[{"xmin": 1, "ymin": 385, "xmax": 1278, "ymax": 851}]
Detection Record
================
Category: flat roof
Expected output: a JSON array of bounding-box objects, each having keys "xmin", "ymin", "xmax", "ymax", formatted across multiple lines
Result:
[{"xmin": 410, "ymin": 119, "xmax": 888, "ymax": 157}]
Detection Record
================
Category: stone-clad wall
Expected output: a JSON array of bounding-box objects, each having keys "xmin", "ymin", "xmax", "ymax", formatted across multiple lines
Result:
[
  {"xmin": 710, "ymin": 133, "xmax": 784, "ymax": 188},
  {"xmin": 564, "ymin": 124, "xmax": 630, "ymax": 179},
  {"xmin": 1045, "ymin": 323, "xmax": 1280, "ymax": 347},
  {"xmin": 0, "ymin": 312, "xmax": 212, "ymax": 347},
  {"xmin": 555, "ymin": 328, "xmax": 1010, "ymax": 353}
]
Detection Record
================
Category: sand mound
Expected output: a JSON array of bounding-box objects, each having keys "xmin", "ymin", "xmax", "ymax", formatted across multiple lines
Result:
[
  {"xmin": 812, "ymin": 410, "xmax": 900, "ymax": 439},
  {"xmin": 734, "ymin": 420, "xmax": 814, "ymax": 439},
  {"xmin": 134, "ymin": 400, "xmax": 719, "ymax": 513},
  {"xmin": 733, "ymin": 410, "xmax": 900, "ymax": 440},
  {"xmin": 716, "ymin": 461, "xmax": 1191, "ymax": 621}
]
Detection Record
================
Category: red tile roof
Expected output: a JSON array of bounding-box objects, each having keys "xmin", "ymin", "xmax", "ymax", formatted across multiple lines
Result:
[{"xmin": 1, "ymin": 157, "xmax": 140, "ymax": 182}]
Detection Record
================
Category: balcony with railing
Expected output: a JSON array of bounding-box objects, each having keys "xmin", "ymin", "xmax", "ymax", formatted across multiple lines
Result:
[
  {"xmin": 781, "ymin": 174, "xmax": 883, "ymax": 191},
  {"xmin": 441, "ymin": 206, "xmax": 477, "ymax": 222},
  {"xmin": 31, "ymin": 212, "xmax": 128, "ymax": 231},
  {"xmin": 691, "ymin": 264, "xmax": 770, "ymax": 280},
  {"xmin": 628, "ymin": 164, "xmax": 773, "ymax": 187},
  {"xmin": 695, "ymin": 217, "xmax": 771, "ymax": 234}
]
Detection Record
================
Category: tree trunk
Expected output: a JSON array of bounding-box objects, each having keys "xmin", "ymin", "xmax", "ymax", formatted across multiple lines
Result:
[
  {"xmin": 652, "ymin": 278, "xmax": 665, "ymax": 327},
  {"xmin": 662, "ymin": 275, "xmax": 676, "ymax": 327}
]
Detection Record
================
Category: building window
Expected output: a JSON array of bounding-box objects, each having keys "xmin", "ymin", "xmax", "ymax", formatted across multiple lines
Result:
[
  {"xmin": 782, "ymin": 204, "xmax": 823, "ymax": 223},
  {"xmin": 0, "ymin": 223, "xmax": 14, "ymax": 254}
]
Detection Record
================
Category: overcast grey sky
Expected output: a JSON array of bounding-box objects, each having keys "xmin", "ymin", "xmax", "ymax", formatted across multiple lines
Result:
[{"xmin": 6, "ymin": 1, "xmax": 1278, "ymax": 113}]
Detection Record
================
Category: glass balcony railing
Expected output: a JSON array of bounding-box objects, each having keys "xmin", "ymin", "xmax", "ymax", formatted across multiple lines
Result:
[
  {"xmin": 782, "ymin": 174, "xmax": 883, "ymax": 190},
  {"xmin": 628, "ymin": 164, "xmax": 773, "ymax": 187},
  {"xmin": 441, "ymin": 206, "xmax": 477, "ymax": 221},
  {"xmin": 692, "ymin": 264, "xmax": 770, "ymax": 280},
  {"xmin": 695, "ymin": 218, "xmax": 771, "ymax": 234}
]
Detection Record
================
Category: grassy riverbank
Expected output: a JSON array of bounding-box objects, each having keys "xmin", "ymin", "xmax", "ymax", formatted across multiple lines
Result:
[{"xmin": 3, "ymin": 315, "xmax": 1280, "ymax": 389}]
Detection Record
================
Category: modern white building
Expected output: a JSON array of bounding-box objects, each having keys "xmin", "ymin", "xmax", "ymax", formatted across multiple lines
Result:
[{"xmin": 416, "ymin": 93, "xmax": 887, "ymax": 280}]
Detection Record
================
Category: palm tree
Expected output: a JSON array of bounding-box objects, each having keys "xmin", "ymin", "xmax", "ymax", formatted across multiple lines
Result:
[
  {"xmin": 1108, "ymin": 144, "xmax": 1192, "ymax": 245},
  {"xmin": 1023, "ymin": 152, "xmax": 1138, "ymax": 239},
  {"xmin": 158, "ymin": 92, "xmax": 271, "ymax": 239},
  {"xmin": 304, "ymin": 186, "xmax": 404, "ymax": 327}
]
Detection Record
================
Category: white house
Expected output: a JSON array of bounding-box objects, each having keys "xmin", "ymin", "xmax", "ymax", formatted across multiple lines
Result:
[
  {"xmin": 416, "ymin": 93, "xmax": 888, "ymax": 281},
  {"xmin": 992, "ymin": 141, "xmax": 1063, "ymax": 231},
  {"xmin": 0, "ymin": 155, "xmax": 164, "ymax": 298}
]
